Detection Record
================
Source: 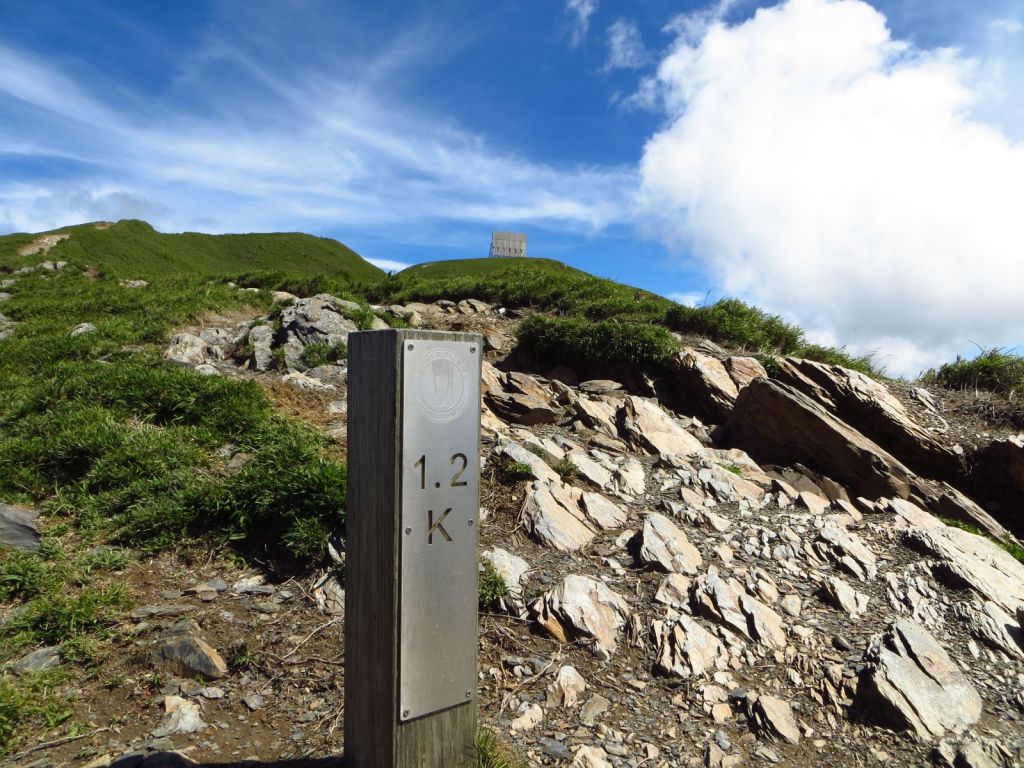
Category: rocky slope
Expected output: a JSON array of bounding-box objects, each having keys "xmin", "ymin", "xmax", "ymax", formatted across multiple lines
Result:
[{"xmin": 4, "ymin": 285, "xmax": 1024, "ymax": 768}]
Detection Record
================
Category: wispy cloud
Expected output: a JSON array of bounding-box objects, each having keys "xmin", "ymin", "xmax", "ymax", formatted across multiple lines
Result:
[
  {"xmin": 0, "ymin": 37, "xmax": 634, "ymax": 240},
  {"xmin": 989, "ymin": 18, "xmax": 1022, "ymax": 34},
  {"xmin": 565, "ymin": 0, "xmax": 597, "ymax": 48},
  {"xmin": 602, "ymin": 19, "xmax": 648, "ymax": 72}
]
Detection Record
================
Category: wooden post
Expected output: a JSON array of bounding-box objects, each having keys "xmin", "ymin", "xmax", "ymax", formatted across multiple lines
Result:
[{"xmin": 345, "ymin": 329, "xmax": 482, "ymax": 768}]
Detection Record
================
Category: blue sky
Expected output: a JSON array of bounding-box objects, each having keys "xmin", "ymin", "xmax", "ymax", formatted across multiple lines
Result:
[{"xmin": 1, "ymin": 0, "xmax": 1022, "ymax": 375}]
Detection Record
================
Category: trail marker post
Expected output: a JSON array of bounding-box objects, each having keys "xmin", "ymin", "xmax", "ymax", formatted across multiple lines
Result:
[{"xmin": 345, "ymin": 329, "xmax": 482, "ymax": 767}]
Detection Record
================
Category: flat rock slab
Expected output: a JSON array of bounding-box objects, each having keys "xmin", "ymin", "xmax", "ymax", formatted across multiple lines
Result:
[
  {"xmin": 12, "ymin": 645, "xmax": 61, "ymax": 674},
  {"xmin": 858, "ymin": 618, "xmax": 981, "ymax": 741},
  {"xmin": 0, "ymin": 503, "xmax": 41, "ymax": 551},
  {"xmin": 754, "ymin": 694, "xmax": 801, "ymax": 745},
  {"xmin": 154, "ymin": 620, "xmax": 228, "ymax": 680},
  {"xmin": 521, "ymin": 480, "xmax": 596, "ymax": 551},
  {"xmin": 653, "ymin": 615, "xmax": 727, "ymax": 678},
  {"xmin": 637, "ymin": 512, "xmax": 703, "ymax": 575}
]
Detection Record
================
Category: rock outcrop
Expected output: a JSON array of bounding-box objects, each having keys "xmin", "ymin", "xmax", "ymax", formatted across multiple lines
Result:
[
  {"xmin": 723, "ymin": 378, "xmax": 916, "ymax": 501},
  {"xmin": 774, "ymin": 358, "xmax": 965, "ymax": 482}
]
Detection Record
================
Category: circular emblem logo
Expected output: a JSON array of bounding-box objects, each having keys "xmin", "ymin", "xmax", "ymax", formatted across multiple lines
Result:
[{"xmin": 413, "ymin": 348, "xmax": 470, "ymax": 423}]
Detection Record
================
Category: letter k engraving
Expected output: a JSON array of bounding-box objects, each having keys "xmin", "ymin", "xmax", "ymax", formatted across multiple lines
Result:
[{"xmin": 427, "ymin": 508, "xmax": 453, "ymax": 544}]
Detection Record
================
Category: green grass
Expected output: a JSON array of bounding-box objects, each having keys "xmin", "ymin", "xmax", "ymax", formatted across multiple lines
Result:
[
  {"xmin": 0, "ymin": 540, "xmax": 128, "ymax": 753},
  {"xmin": 0, "ymin": 237, "xmax": 355, "ymax": 753},
  {"xmin": 0, "ymin": 671, "xmax": 73, "ymax": 755},
  {"xmin": 371, "ymin": 258, "xmax": 878, "ymax": 375},
  {"xmin": 375, "ymin": 258, "xmax": 670, "ymax": 322},
  {"xmin": 476, "ymin": 727, "xmax": 528, "ymax": 768},
  {"xmin": 0, "ymin": 219, "xmax": 384, "ymax": 284},
  {"xmin": 300, "ymin": 341, "xmax": 348, "ymax": 368},
  {"xmin": 4, "ymin": 221, "xmax": 877, "ymax": 376},
  {"xmin": 551, "ymin": 458, "xmax": 579, "ymax": 483},
  {"xmin": 478, "ymin": 560, "xmax": 508, "ymax": 609},
  {"xmin": 0, "ymin": 266, "xmax": 347, "ymax": 564},
  {"xmin": 924, "ymin": 348, "xmax": 1024, "ymax": 395}
]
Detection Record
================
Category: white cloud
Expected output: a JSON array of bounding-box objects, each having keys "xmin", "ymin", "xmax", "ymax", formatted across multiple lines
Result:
[
  {"xmin": 603, "ymin": 19, "xmax": 648, "ymax": 72},
  {"xmin": 637, "ymin": 0, "xmax": 1024, "ymax": 376},
  {"xmin": 566, "ymin": 0, "xmax": 597, "ymax": 47},
  {"xmin": 366, "ymin": 257, "xmax": 413, "ymax": 273}
]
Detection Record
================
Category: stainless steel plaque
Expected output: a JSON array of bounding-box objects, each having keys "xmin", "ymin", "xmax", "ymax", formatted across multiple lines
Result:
[{"xmin": 398, "ymin": 335, "xmax": 481, "ymax": 721}]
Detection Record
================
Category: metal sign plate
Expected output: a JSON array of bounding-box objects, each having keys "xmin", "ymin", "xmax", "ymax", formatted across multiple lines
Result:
[{"xmin": 398, "ymin": 336, "xmax": 481, "ymax": 721}]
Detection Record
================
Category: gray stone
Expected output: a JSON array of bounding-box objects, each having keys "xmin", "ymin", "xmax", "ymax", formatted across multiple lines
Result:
[
  {"xmin": 773, "ymin": 357, "xmax": 965, "ymax": 486},
  {"xmin": 905, "ymin": 524, "xmax": 1024, "ymax": 617},
  {"xmin": 579, "ymin": 492, "xmax": 628, "ymax": 530},
  {"xmin": 533, "ymin": 575, "xmax": 630, "ymax": 658},
  {"xmin": 753, "ymin": 694, "xmax": 801, "ymax": 744},
  {"xmin": 11, "ymin": 645, "xmax": 61, "ymax": 674},
  {"xmin": 154, "ymin": 620, "xmax": 227, "ymax": 680},
  {"xmin": 637, "ymin": 512, "xmax": 703, "ymax": 575},
  {"xmin": 539, "ymin": 738, "xmax": 572, "ymax": 760},
  {"xmin": 495, "ymin": 440, "xmax": 560, "ymax": 483},
  {"xmin": 248, "ymin": 324, "xmax": 275, "ymax": 371},
  {"xmin": 673, "ymin": 347, "xmax": 740, "ymax": 422},
  {"xmin": 278, "ymin": 295, "xmax": 358, "ymax": 350},
  {"xmin": 723, "ymin": 378, "xmax": 918, "ymax": 502},
  {"xmin": 653, "ymin": 615, "xmax": 727, "ymax": 678},
  {"xmin": 0, "ymin": 503, "xmax": 41, "ymax": 551},
  {"xmin": 566, "ymin": 452, "xmax": 613, "ymax": 489},
  {"xmin": 814, "ymin": 522, "xmax": 877, "ymax": 580},
  {"xmin": 164, "ymin": 333, "xmax": 208, "ymax": 365},
  {"xmin": 858, "ymin": 619, "xmax": 981, "ymax": 740},
  {"xmin": 546, "ymin": 665, "xmax": 587, "ymax": 707},
  {"xmin": 131, "ymin": 604, "xmax": 198, "ymax": 619},
  {"xmin": 573, "ymin": 746, "xmax": 613, "ymax": 768},
  {"xmin": 821, "ymin": 575, "xmax": 870, "ymax": 618},
  {"xmin": 154, "ymin": 694, "xmax": 207, "ymax": 735},
  {"xmin": 654, "ymin": 573, "xmax": 691, "ymax": 609},
  {"xmin": 521, "ymin": 480, "xmax": 596, "ymax": 551},
  {"xmin": 620, "ymin": 396, "xmax": 706, "ymax": 460},
  {"xmin": 952, "ymin": 600, "xmax": 1024, "ymax": 660},
  {"xmin": 481, "ymin": 548, "xmax": 530, "ymax": 590},
  {"xmin": 692, "ymin": 566, "xmax": 786, "ymax": 648},
  {"xmin": 579, "ymin": 694, "xmax": 611, "ymax": 726}
]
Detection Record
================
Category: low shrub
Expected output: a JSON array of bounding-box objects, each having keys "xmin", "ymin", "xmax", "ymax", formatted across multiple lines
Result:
[
  {"xmin": 300, "ymin": 341, "xmax": 348, "ymax": 368},
  {"xmin": 517, "ymin": 314, "xmax": 679, "ymax": 372},
  {"xmin": 665, "ymin": 299, "xmax": 803, "ymax": 354},
  {"xmin": 476, "ymin": 727, "xmax": 528, "ymax": 768},
  {"xmin": 478, "ymin": 560, "xmax": 508, "ymax": 608},
  {"xmin": 925, "ymin": 348, "xmax": 1024, "ymax": 395}
]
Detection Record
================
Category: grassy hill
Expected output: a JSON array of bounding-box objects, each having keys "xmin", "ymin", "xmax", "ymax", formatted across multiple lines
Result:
[
  {"xmin": 397, "ymin": 256, "xmax": 587, "ymax": 280},
  {"xmin": 0, "ymin": 219, "xmax": 384, "ymax": 284}
]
